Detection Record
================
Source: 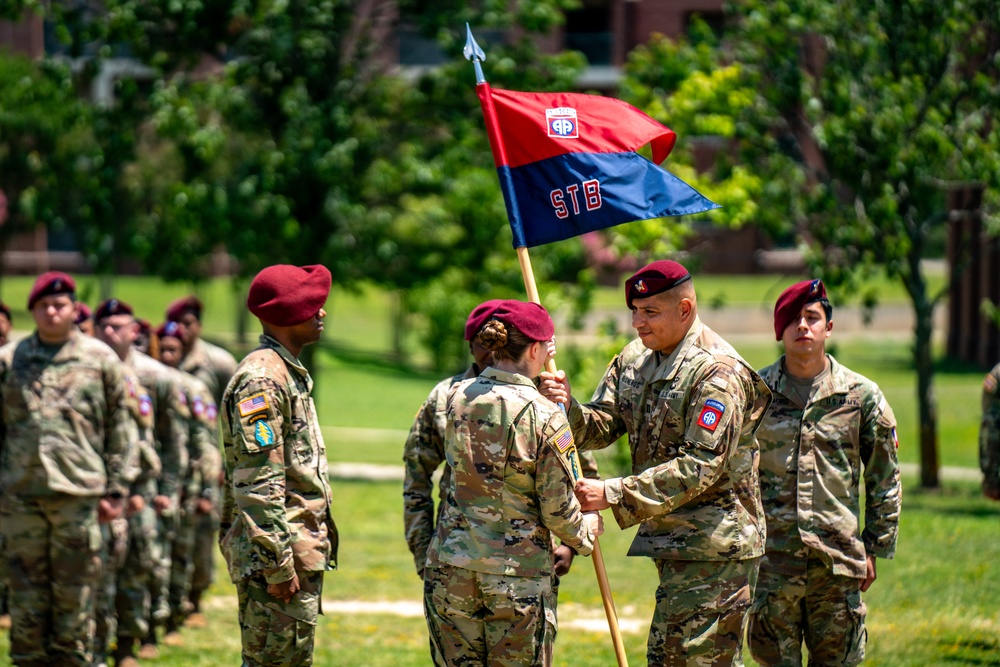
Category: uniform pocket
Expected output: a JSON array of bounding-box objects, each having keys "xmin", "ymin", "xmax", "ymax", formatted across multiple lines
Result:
[
  {"xmin": 747, "ymin": 589, "xmax": 781, "ymax": 665},
  {"xmin": 842, "ymin": 589, "xmax": 868, "ymax": 666}
]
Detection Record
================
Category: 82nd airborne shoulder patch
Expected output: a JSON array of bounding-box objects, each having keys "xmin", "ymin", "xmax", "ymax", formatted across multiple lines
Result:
[{"xmin": 697, "ymin": 399, "xmax": 726, "ymax": 431}]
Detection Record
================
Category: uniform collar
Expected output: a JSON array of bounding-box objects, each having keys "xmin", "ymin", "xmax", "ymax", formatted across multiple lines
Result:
[
  {"xmin": 481, "ymin": 366, "xmax": 536, "ymax": 388},
  {"xmin": 772, "ymin": 354, "xmax": 849, "ymax": 402},
  {"xmin": 260, "ymin": 334, "xmax": 311, "ymax": 384},
  {"xmin": 636, "ymin": 316, "xmax": 703, "ymax": 384}
]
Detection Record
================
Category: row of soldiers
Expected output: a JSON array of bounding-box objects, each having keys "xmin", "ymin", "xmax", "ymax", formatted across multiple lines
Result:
[{"xmin": 0, "ymin": 272, "xmax": 236, "ymax": 667}]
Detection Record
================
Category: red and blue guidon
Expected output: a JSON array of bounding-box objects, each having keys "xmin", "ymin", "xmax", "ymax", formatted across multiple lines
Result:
[
  {"xmin": 697, "ymin": 399, "xmax": 726, "ymax": 432},
  {"xmin": 477, "ymin": 86, "xmax": 720, "ymax": 248}
]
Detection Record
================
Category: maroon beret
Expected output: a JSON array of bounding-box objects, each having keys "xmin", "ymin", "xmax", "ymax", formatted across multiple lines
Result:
[
  {"xmin": 28, "ymin": 271, "xmax": 76, "ymax": 309},
  {"xmin": 94, "ymin": 298, "xmax": 133, "ymax": 322},
  {"xmin": 74, "ymin": 303, "xmax": 92, "ymax": 325},
  {"xmin": 248, "ymin": 264, "xmax": 332, "ymax": 326},
  {"xmin": 465, "ymin": 299, "xmax": 504, "ymax": 341},
  {"xmin": 624, "ymin": 260, "xmax": 691, "ymax": 308},
  {"xmin": 165, "ymin": 295, "xmax": 203, "ymax": 323},
  {"xmin": 156, "ymin": 320, "xmax": 183, "ymax": 340},
  {"xmin": 773, "ymin": 279, "xmax": 827, "ymax": 340},
  {"xmin": 491, "ymin": 300, "xmax": 554, "ymax": 342}
]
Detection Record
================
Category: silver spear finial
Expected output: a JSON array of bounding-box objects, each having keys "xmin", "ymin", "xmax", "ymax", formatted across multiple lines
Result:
[{"xmin": 463, "ymin": 23, "xmax": 486, "ymax": 84}]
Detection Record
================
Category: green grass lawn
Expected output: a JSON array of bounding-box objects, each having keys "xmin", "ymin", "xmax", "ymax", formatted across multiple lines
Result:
[
  {"xmin": 0, "ymin": 477, "xmax": 992, "ymax": 666},
  {"xmin": 0, "ymin": 272, "xmax": 992, "ymax": 665}
]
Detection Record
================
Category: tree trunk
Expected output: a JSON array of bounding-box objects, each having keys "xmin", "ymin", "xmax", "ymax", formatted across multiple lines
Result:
[
  {"xmin": 906, "ymin": 250, "xmax": 940, "ymax": 489},
  {"xmin": 233, "ymin": 278, "xmax": 249, "ymax": 346}
]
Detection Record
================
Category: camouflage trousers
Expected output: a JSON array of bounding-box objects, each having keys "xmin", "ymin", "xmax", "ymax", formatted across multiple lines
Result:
[
  {"xmin": 95, "ymin": 517, "xmax": 129, "ymax": 663},
  {"xmin": 115, "ymin": 495, "xmax": 161, "ymax": 643},
  {"xmin": 168, "ymin": 497, "xmax": 198, "ymax": 628},
  {"xmin": 423, "ymin": 564, "xmax": 556, "ymax": 667},
  {"xmin": 646, "ymin": 557, "xmax": 759, "ymax": 667},
  {"xmin": 190, "ymin": 507, "xmax": 219, "ymax": 603},
  {"xmin": 747, "ymin": 549, "xmax": 867, "ymax": 667},
  {"xmin": 235, "ymin": 570, "xmax": 324, "ymax": 667},
  {"xmin": 0, "ymin": 494, "xmax": 103, "ymax": 667}
]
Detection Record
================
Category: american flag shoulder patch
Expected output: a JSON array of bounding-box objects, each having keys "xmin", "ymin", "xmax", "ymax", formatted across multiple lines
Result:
[
  {"xmin": 548, "ymin": 424, "xmax": 574, "ymax": 453},
  {"xmin": 238, "ymin": 393, "xmax": 269, "ymax": 417}
]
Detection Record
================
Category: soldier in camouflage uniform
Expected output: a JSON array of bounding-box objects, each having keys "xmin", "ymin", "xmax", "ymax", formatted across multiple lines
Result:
[
  {"xmin": 93, "ymin": 299, "xmax": 189, "ymax": 664},
  {"xmin": 0, "ymin": 272, "xmax": 134, "ymax": 667},
  {"xmin": 980, "ymin": 362, "xmax": 1000, "ymax": 500},
  {"xmin": 541, "ymin": 260, "xmax": 772, "ymax": 667},
  {"xmin": 166, "ymin": 295, "xmax": 235, "ymax": 626},
  {"xmin": 747, "ymin": 279, "xmax": 902, "ymax": 667},
  {"xmin": 220, "ymin": 264, "xmax": 337, "ymax": 667},
  {"xmin": 88, "ymin": 306, "xmax": 151, "ymax": 667},
  {"xmin": 423, "ymin": 300, "xmax": 603, "ymax": 667},
  {"xmin": 156, "ymin": 321, "xmax": 222, "ymax": 643},
  {"xmin": 403, "ymin": 299, "xmax": 502, "ymax": 575}
]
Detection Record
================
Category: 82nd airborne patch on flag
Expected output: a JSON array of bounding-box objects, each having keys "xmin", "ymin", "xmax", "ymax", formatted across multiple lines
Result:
[{"xmin": 697, "ymin": 399, "xmax": 726, "ymax": 431}]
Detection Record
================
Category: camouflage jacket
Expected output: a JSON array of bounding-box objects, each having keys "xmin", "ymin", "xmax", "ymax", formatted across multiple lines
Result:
[
  {"xmin": 979, "ymin": 362, "xmax": 1000, "ymax": 494},
  {"xmin": 403, "ymin": 366, "xmax": 476, "ymax": 574},
  {"xmin": 757, "ymin": 355, "xmax": 901, "ymax": 578},
  {"xmin": 177, "ymin": 371, "xmax": 221, "ymax": 501},
  {"xmin": 219, "ymin": 335, "xmax": 337, "ymax": 584},
  {"xmin": 425, "ymin": 368, "xmax": 597, "ymax": 578},
  {"xmin": 0, "ymin": 331, "xmax": 134, "ymax": 498},
  {"xmin": 126, "ymin": 349, "xmax": 189, "ymax": 500},
  {"xmin": 568, "ymin": 318, "xmax": 771, "ymax": 561},
  {"xmin": 181, "ymin": 337, "xmax": 238, "ymax": 405},
  {"xmin": 122, "ymin": 366, "xmax": 160, "ymax": 490}
]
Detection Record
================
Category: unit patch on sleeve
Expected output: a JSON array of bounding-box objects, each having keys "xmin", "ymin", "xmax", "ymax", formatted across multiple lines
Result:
[
  {"xmin": 254, "ymin": 420, "xmax": 276, "ymax": 447},
  {"xmin": 238, "ymin": 393, "xmax": 269, "ymax": 417},
  {"xmin": 697, "ymin": 398, "xmax": 726, "ymax": 431},
  {"xmin": 548, "ymin": 423, "xmax": 575, "ymax": 453}
]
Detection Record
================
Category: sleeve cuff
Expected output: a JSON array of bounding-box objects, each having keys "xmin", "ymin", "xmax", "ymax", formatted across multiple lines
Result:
[
  {"xmin": 264, "ymin": 556, "xmax": 297, "ymax": 585},
  {"xmin": 604, "ymin": 477, "xmax": 624, "ymax": 505}
]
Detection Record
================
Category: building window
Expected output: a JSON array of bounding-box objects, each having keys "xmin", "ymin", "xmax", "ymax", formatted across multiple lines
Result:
[{"xmin": 565, "ymin": 2, "xmax": 612, "ymax": 66}]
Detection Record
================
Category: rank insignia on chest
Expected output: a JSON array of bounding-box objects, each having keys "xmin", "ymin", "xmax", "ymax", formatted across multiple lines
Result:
[
  {"xmin": 548, "ymin": 424, "xmax": 574, "ymax": 453},
  {"xmin": 697, "ymin": 399, "xmax": 726, "ymax": 431},
  {"xmin": 254, "ymin": 420, "xmax": 275, "ymax": 447},
  {"xmin": 238, "ymin": 393, "xmax": 269, "ymax": 417}
]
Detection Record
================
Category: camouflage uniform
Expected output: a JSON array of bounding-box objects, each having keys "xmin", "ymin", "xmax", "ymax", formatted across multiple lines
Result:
[
  {"xmin": 0, "ymin": 331, "xmax": 133, "ymax": 667},
  {"xmin": 423, "ymin": 368, "xmax": 598, "ymax": 667},
  {"xmin": 748, "ymin": 355, "xmax": 901, "ymax": 667},
  {"xmin": 94, "ymin": 368, "xmax": 150, "ymax": 666},
  {"xmin": 567, "ymin": 318, "xmax": 771, "ymax": 666},
  {"xmin": 980, "ymin": 362, "xmax": 1000, "ymax": 496},
  {"xmin": 220, "ymin": 334, "xmax": 337, "ymax": 667},
  {"xmin": 121, "ymin": 350, "xmax": 189, "ymax": 648},
  {"xmin": 167, "ymin": 372, "xmax": 220, "ymax": 630},
  {"xmin": 405, "ymin": 366, "xmax": 600, "ymax": 576},
  {"xmin": 180, "ymin": 336, "xmax": 234, "ymax": 612},
  {"xmin": 114, "ymin": 372, "xmax": 163, "ymax": 659}
]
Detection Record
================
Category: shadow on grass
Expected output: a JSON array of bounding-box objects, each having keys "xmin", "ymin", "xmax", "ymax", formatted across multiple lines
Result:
[{"xmin": 902, "ymin": 481, "xmax": 1000, "ymax": 518}]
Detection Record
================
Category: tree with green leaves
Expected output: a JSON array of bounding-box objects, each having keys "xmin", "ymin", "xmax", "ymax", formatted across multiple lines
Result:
[{"xmin": 727, "ymin": 0, "xmax": 1000, "ymax": 488}]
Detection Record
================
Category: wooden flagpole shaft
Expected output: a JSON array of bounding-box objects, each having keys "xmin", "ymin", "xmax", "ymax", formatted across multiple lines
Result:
[{"xmin": 516, "ymin": 247, "xmax": 630, "ymax": 667}]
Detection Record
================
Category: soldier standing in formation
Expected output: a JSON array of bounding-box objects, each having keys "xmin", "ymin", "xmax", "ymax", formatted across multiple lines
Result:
[
  {"xmin": 93, "ymin": 298, "xmax": 189, "ymax": 663},
  {"xmin": 422, "ymin": 299, "xmax": 603, "ymax": 666},
  {"xmin": 220, "ymin": 264, "xmax": 338, "ymax": 667},
  {"xmin": 747, "ymin": 279, "xmax": 902, "ymax": 666},
  {"xmin": 155, "ymin": 320, "xmax": 222, "ymax": 643},
  {"xmin": 165, "ymin": 295, "xmax": 236, "ymax": 624},
  {"xmin": 0, "ymin": 273, "xmax": 134, "ymax": 667},
  {"xmin": 980, "ymin": 361, "xmax": 1000, "ymax": 500},
  {"xmin": 541, "ymin": 260, "xmax": 772, "ymax": 666}
]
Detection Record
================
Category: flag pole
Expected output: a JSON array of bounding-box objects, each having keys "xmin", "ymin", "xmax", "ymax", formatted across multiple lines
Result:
[{"xmin": 467, "ymin": 25, "xmax": 629, "ymax": 667}]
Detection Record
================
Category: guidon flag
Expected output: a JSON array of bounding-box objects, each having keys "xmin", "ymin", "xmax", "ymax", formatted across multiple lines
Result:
[{"xmin": 476, "ymin": 86, "xmax": 720, "ymax": 248}]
